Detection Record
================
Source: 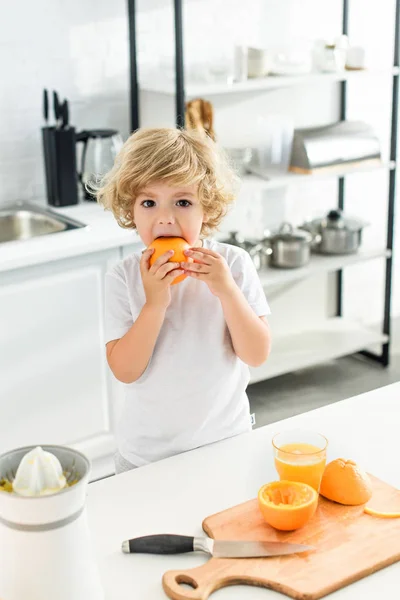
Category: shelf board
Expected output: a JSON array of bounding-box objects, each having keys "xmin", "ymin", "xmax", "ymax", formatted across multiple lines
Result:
[
  {"xmin": 141, "ymin": 67, "xmax": 400, "ymax": 97},
  {"xmin": 241, "ymin": 160, "xmax": 396, "ymax": 191},
  {"xmin": 258, "ymin": 247, "xmax": 391, "ymax": 289},
  {"xmin": 249, "ymin": 317, "xmax": 388, "ymax": 384}
]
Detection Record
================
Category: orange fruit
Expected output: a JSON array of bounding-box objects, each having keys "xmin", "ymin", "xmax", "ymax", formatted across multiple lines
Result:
[
  {"xmin": 319, "ymin": 458, "xmax": 373, "ymax": 506},
  {"xmin": 258, "ymin": 480, "xmax": 318, "ymax": 531},
  {"xmin": 364, "ymin": 486, "xmax": 400, "ymax": 518},
  {"xmin": 148, "ymin": 237, "xmax": 192, "ymax": 285},
  {"xmin": 364, "ymin": 506, "xmax": 400, "ymax": 518}
]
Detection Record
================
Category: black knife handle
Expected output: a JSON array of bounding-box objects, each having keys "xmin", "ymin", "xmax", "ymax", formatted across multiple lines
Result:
[
  {"xmin": 53, "ymin": 90, "xmax": 60, "ymax": 123},
  {"xmin": 61, "ymin": 99, "xmax": 69, "ymax": 128},
  {"xmin": 127, "ymin": 534, "xmax": 194, "ymax": 554},
  {"xmin": 43, "ymin": 89, "xmax": 49, "ymax": 122}
]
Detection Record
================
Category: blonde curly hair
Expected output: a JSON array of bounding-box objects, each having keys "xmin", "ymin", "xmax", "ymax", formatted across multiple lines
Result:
[{"xmin": 95, "ymin": 127, "xmax": 239, "ymax": 237}]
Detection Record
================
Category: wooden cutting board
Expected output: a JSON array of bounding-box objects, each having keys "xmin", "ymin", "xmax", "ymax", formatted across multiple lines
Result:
[{"xmin": 162, "ymin": 475, "xmax": 400, "ymax": 600}]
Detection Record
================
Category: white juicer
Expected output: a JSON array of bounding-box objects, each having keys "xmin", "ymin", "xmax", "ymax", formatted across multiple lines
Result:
[{"xmin": 0, "ymin": 445, "xmax": 104, "ymax": 600}]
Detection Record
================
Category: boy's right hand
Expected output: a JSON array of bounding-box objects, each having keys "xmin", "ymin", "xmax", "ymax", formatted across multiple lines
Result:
[{"xmin": 140, "ymin": 248, "xmax": 183, "ymax": 310}]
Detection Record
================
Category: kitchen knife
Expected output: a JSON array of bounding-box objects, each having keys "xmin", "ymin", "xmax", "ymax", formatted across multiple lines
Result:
[
  {"xmin": 121, "ymin": 534, "xmax": 314, "ymax": 558},
  {"xmin": 61, "ymin": 99, "xmax": 69, "ymax": 129},
  {"xmin": 43, "ymin": 89, "xmax": 49, "ymax": 124},
  {"xmin": 53, "ymin": 90, "xmax": 61, "ymax": 127}
]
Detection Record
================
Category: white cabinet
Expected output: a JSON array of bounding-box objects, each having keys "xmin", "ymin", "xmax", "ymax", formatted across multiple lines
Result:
[{"xmin": 0, "ymin": 248, "xmax": 121, "ymax": 480}]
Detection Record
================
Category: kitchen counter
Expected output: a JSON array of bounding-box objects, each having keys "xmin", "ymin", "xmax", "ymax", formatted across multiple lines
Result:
[
  {"xmin": 0, "ymin": 201, "xmax": 140, "ymax": 272},
  {"xmin": 87, "ymin": 382, "xmax": 400, "ymax": 599}
]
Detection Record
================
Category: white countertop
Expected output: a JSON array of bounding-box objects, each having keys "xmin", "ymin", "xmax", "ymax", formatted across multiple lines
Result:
[
  {"xmin": 0, "ymin": 201, "xmax": 140, "ymax": 273},
  {"xmin": 87, "ymin": 382, "xmax": 400, "ymax": 600}
]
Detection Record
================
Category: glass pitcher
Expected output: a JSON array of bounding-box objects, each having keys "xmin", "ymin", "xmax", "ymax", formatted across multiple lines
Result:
[{"xmin": 76, "ymin": 129, "xmax": 123, "ymax": 200}]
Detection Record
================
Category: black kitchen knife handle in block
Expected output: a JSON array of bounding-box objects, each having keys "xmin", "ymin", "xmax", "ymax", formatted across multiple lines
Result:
[
  {"xmin": 43, "ymin": 89, "xmax": 49, "ymax": 123},
  {"xmin": 62, "ymin": 99, "xmax": 69, "ymax": 128},
  {"xmin": 126, "ymin": 534, "xmax": 194, "ymax": 554},
  {"xmin": 53, "ymin": 90, "xmax": 61, "ymax": 124},
  {"xmin": 42, "ymin": 127, "xmax": 56, "ymax": 203}
]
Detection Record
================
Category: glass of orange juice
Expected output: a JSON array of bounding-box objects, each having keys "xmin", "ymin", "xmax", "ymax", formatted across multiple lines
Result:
[{"xmin": 272, "ymin": 430, "xmax": 328, "ymax": 492}]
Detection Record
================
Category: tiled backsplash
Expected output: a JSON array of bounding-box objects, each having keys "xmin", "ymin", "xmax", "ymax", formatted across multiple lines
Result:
[{"xmin": 1, "ymin": 0, "xmax": 130, "ymax": 204}]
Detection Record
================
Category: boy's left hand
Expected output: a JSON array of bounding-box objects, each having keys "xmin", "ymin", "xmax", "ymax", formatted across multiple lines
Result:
[{"xmin": 181, "ymin": 248, "xmax": 236, "ymax": 297}]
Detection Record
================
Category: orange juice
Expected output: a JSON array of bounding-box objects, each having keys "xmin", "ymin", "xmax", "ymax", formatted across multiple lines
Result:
[{"xmin": 274, "ymin": 443, "xmax": 326, "ymax": 491}]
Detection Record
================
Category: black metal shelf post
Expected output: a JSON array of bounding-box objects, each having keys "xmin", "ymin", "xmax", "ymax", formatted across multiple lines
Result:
[
  {"xmin": 382, "ymin": 0, "xmax": 400, "ymax": 365},
  {"xmin": 358, "ymin": 0, "xmax": 399, "ymax": 367},
  {"xmin": 174, "ymin": 0, "xmax": 185, "ymax": 127},
  {"xmin": 127, "ymin": 0, "xmax": 139, "ymax": 132},
  {"xmin": 127, "ymin": 0, "xmax": 185, "ymax": 130},
  {"xmin": 336, "ymin": 0, "xmax": 349, "ymax": 318}
]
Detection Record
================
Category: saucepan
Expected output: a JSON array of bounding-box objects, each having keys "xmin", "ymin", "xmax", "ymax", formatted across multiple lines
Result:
[
  {"xmin": 300, "ymin": 209, "xmax": 368, "ymax": 255},
  {"xmin": 221, "ymin": 231, "xmax": 264, "ymax": 270},
  {"xmin": 261, "ymin": 222, "xmax": 313, "ymax": 269}
]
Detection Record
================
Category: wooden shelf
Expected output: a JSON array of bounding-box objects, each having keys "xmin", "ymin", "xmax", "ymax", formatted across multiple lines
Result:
[
  {"xmin": 241, "ymin": 161, "xmax": 396, "ymax": 192},
  {"xmin": 141, "ymin": 67, "xmax": 400, "ymax": 97},
  {"xmin": 258, "ymin": 248, "xmax": 391, "ymax": 289},
  {"xmin": 249, "ymin": 318, "xmax": 388, "ymax": 384}
]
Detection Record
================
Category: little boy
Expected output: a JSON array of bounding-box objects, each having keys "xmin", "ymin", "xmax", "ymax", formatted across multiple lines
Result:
[{"xmin": 97, "ymin": 128, "xmax": 271, "ymax": 473}]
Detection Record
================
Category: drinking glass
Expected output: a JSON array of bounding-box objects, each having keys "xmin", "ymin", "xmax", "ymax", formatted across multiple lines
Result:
[{"xmin": 272, "ymin": 430, "xmax": 328, "ymax": 491}]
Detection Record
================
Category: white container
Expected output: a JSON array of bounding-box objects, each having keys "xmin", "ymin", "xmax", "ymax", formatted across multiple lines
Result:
[
  {"xmin": 233, "ymin": 45, "xmax": 248, "ymax": 82},
  {"xmin": 0, "ymin": 445, "xmax": 104, "ymax": 600},
  {"xmin": 254, "ymin": 115, "xmax": 295, "ymax": 173},
  {"xmin": 247, "ymin": 47, "xmax": 272, "ymax": 78},
  {"xmin": 320, "ymin": 45, "xmax": 345, "ymax": 72},
  {"xmin": 313, "ymin": 38, "xmax": 347, "ymax": 72},
  {"xmin": 346, "ymin": 46, "xmax": 366, "ymax": 70}
]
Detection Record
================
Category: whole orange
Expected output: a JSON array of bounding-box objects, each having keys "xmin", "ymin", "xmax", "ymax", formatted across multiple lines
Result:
[
  {"xmin": 148, "ymin": 237, "xmax": 192, "ymax": 285},
  {"xmin": 258, "ymin": 480, "xmax": 318, "ymax": 531},
  {"xmin": 319, "ymin": 458, "xmax": 372, "ymax": 506}
]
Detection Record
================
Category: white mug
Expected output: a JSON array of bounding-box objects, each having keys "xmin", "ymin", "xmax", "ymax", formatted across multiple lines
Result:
[
  {"xmin": 247, "ymin": 47, "xmax": 272, "ymax": 78},
  {"xmin": 346, "ymin": 46, "xmax": 366, "ymax": 70}
]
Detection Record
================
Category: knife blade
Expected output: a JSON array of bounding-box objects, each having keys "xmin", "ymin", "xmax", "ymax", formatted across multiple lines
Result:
[{"xmin": 121, "ymin": 534, "xmax": 314, "ymax": 558}]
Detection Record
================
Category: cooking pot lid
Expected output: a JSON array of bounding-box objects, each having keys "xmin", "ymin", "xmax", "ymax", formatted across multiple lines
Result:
[
  {"xmin": 268, "ymin": 222, "xmax": 313, "ymax": 242},
  {"xmin": 314, "ymin": 209, "xmax": 365, "ymax": 231}
]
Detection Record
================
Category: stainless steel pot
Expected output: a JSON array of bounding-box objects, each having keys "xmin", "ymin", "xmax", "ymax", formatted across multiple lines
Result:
[
  {"xmin": 221, "ymin": 231, "xmax": 264, "ymax": 270},
  {"xmin": 301, "ymin": 209, "xmax": 368, "ymax": 255},
  {"xmin": 262, "ymin": 222, "xmax": 312, "ymax": 269}
]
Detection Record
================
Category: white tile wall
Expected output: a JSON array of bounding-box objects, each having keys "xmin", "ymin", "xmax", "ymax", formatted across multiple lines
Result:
[
  {"xmin": 1, "ymin": 0, "xmax": 130, "ymax": 203},
  {"xmin": 1, "ymin": 0, "xmax": 399, "ymax": 321}
]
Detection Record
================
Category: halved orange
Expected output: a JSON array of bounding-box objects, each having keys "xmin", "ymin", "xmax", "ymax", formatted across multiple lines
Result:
[{"xmin": 258, "ymin": 480, "xmax": 318, "ymax": 531}]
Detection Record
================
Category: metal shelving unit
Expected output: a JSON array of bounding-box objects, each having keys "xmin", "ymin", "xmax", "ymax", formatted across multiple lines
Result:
[
  {"xmin": 127, "ymin": 0, "xmax": 399, "ymax": 376},
  {"xmin": 139, "ymin": 67, "xmax": 400, "ymax": 97}
]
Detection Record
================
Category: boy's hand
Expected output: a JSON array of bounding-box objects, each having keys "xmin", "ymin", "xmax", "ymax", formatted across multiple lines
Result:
[
  {"xmin": 140, "ymin": 248, "xmax": 184, "ymax": 309},
  {"xmin": 181, "ymin": 247, "xmax": 236, "ymax": 297}
]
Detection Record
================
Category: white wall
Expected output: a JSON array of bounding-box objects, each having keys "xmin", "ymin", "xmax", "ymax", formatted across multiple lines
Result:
[
  {"xmin": 1, "ymin": 0, "xmax": 399, "ymax": 331},
  {"xmin": 0, "ymin": 1, "xmax": 130, "ymax": 202}
]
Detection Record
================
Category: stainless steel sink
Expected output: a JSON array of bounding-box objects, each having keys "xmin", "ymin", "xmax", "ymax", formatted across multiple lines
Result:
[{"xmin": 0, "ymin": 202, "xmax": 87, "ymax": 244}]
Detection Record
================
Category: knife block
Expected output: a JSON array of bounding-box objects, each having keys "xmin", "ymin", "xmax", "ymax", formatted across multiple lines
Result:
[{"xmin": 42, "ymin": 126, "xmax": 79, "ymax": 207}]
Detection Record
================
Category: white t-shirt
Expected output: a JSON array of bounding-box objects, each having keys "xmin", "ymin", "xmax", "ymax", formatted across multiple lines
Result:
[{"xmin": 104, "ymin": 238, "xmax": 271, "ymax": 466}]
